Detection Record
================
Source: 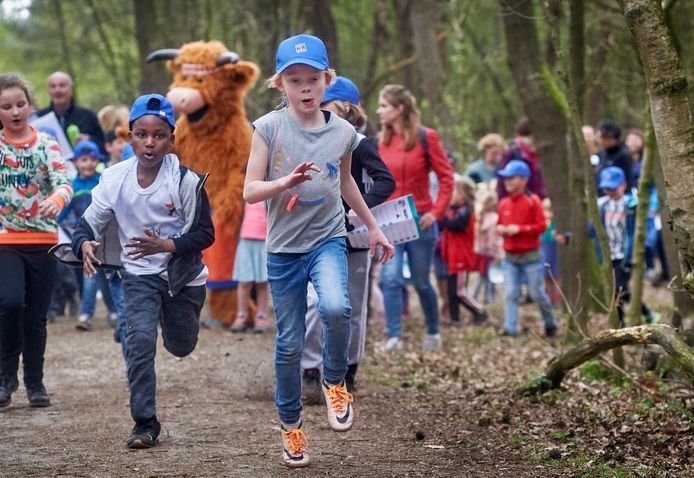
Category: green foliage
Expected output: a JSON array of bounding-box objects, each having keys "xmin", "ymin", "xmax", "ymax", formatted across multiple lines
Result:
[{"xmin": 579, "ymin": 360, "xmax": 614, "ymax": 381}]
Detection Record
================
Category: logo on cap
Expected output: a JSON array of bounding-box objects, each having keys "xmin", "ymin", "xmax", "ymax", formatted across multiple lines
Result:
[{"xmin": 295, "ymin": 43, "xmax": 307, "ymax": 54}]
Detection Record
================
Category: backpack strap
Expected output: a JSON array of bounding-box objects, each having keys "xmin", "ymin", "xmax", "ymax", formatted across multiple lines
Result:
[{"xmin": 419, "ymin": 126, "xmax": 430, "ymax": 171}]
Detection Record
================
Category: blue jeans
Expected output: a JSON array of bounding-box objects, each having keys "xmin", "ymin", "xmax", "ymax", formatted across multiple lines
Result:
[
  {"xmin": 502, "ymin": 259, "xmax": 556, "ymax": 334},
  {"xmin": 267, "ymin": 237, "xmax": 351, "ymax": 424},
  {"xmin": 108, "ymin": 272, "xmax": 127, "ymax": 361},
  {"xmin": 80, "ymin": 270, "xmax": 117, "ymax": 316},
  {"xmin": 380, "ymin": 224, "xmax": 439, "ymax": 338},
  {"xmin": 121, "ymin": 272, "xmax": 205, "ymax": 424}
]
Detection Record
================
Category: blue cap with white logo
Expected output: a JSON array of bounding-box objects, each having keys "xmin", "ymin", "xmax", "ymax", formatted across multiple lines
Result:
[
  {"xmin": 129, "ymin": 94, "xmax": 176, "ymax": 129},
  {"xmin": 322, "ymin": 76, "xmax": 361, "ymax": 105},
  {"xmin": 497, "ymin": 159, "xmax": 531, "ymax": 179},
  {"xmin": 276, "ymin": 34, "xmax": 329, "ymax": 74}
]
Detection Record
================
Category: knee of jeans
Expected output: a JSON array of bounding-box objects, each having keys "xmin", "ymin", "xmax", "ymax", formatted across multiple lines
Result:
[
  {"xmin": 275, "ymin": 343, "xmax": 303, "ymax": 365},
  {"xmin": 164, "ymin": 335, "xmax": 198, "ymax": 358},
  {"xmin": 318, "ymin": 300, "xmax": 351, "ymax": 323},
  {"xmin": 505, "ymin": 284, "xmax": 521, "ymax": 302},
  {"xmin": 379, "ymin": 270, "xmax": 403, "ymax": 290},
  {"xmin": 125, "ymin": 329, "xmax": 157, "ymax": 357}
]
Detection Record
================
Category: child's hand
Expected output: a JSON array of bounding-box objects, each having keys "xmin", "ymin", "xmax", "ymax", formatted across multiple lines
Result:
[
  {"xmin": 496, "ymin": 224, "xmax": 508, "ymax": 236},
  {"xmin": 279, "ymin": 162, "xmax": 322, "ymax": 190},
  {"xmin": 506, "ymin": 224, "xmax": 520, "ymax": 236},
  {"xmin": 38, "ymin": 198, "xmax": 61, "ymax": 219},
  {"xmin": 81, "ymin": 240, "xmax": 101, "ymax": 277},
  {"xmin": 124, "ymin": 228, "xmax": 175, "ymax": 260},
  {"xmin": 368, "ymin": 227, "xmax": 395, "ymax": 264}
]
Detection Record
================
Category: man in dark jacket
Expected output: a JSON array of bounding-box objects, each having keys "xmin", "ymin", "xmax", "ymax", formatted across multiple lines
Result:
[
  {"xmin": 36, "ymin": 71, "xmax": 104, "ymax": 151},
  {"xmin": 596, "ymin": 120, "xmax": 633, "ymax": 190}
]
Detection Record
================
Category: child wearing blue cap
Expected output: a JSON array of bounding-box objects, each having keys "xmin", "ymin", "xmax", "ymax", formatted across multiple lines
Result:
[
  {"xmin": 70, "ymin": 94, "xmax": 214, "ymax": 449},
  {"xmin": 300, "ymin": 76, "xmax": 395, "ymax": 402},
  {"xmin": 57, "ymin": 140, "xmax": 118, "ymax": 331},
  {"xmin": 245, "ymin": 35, "xmax": 394, "ymax": 468},
  {"xmin": 496, "ymin": 160, "xmax": 557, "ymax": 337},
  {"xmin": 596, "ymin": 166, "xmax": 657, "ymax": 326}
]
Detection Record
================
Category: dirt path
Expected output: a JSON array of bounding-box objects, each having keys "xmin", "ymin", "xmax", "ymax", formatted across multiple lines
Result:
[{"xmin": 1, "ymin": 298, "xmax": 690, "ymax": 477}]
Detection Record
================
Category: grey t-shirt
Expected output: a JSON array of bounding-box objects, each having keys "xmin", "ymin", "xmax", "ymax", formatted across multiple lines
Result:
[{"xmin": 253, "ymin": 108, "xmax": 358, "ymax": 253}]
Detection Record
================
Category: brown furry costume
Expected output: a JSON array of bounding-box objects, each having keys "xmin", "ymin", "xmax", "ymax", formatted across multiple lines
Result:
[{"xmin": 147, "ymin": 41, "xmax": 259, "ymax": 327}]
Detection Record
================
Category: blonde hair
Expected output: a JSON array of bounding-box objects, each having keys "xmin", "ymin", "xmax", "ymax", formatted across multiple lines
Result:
[
  {"xmin": 480, "ymin": 189, "xmax": 498, "ymax": 213},
  {"xmin": 477, "ymin": 133, "xmax": 505, "ymax": 154},
  {"xmin": 98, "ymin": 104, "xmax": 129, "ymax": 132},
  {"xmin": 322, "ymin": 99, "xmax": 366, "ymax": 129},
  {"xmin": 264, "ymin": 68, "xmax": 337, "ymax": 89},
  {"xmin": 454, "ymin": 173, "xmax": 476, "ymax": 205},
  {"xmin": 542, "ymin": 197, "xmax": 553, "ymax": 211},
  {"xmin": 378, "ymin": 84, "xmax": 421, "ymax": 151}
]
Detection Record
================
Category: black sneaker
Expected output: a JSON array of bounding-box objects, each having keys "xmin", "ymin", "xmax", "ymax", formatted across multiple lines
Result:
[
  {"xmin": 127, "ymin": 417, "xmax": 161, "ymax": 449},
  {"xmin": 501, "ymin": 330, "xmax": 517, "ymax": 337},
  {"xmin": 345, "ymin": 364, "xmax": 358, "ymax": 392},
  {"xmin": 301, "ymin": 368, "xmax": 323, "ymax": 406},
  {"xmin": 26, "ymin": 383, "xmax": 51, "ymax": 407},
  {"xmin": 545, "ymin": 325, "xmax": 558, "ymax": 338},
  {"xmin": 473, "ymin": 311, "xmax": 488, "ymax": 325},
  {"xmin": 0, "ymin": 375, "xmax": 19, "ymax": 408}
]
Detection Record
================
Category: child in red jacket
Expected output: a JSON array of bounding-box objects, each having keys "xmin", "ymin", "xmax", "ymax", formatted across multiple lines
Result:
[
  {"xmin": 441, "ymin": 175, "xmax": 487, "ymax": 325},
  {"xmin": 497, "ymin": 160, "xmax": 557, "ymax": 337}
]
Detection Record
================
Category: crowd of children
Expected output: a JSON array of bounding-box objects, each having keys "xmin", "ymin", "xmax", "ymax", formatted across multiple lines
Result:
[{"xmin": 0, "ymin": 32, "xmax": 670, "ymax": 470}]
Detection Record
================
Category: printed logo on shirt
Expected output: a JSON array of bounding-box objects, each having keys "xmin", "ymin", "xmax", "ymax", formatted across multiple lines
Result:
[{"xmin": 165, "ymin": 201, "xmax": 177, "ymax": 216}]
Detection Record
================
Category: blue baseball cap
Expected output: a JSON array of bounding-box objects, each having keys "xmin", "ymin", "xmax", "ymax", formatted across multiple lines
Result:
[
  {"xmin": 322, "ymin": 76, "xmax": 361, "ymax": 105},
  {"xmin": 73, "ymin": 140, "xmax": 104, "ymax": 161},
  {"xmin": 276, "ymin": 34, "xmax": 329, "ymax": 74},
  {"xmin": 129, "ymin": 94, "xmax": 176, "ymax": 129},
  {"xmin": 497, "ymin": 160, "xmax": 531, "ymax": 179},
  {"xmin": 598, "ymin": 166, "xmax": 626, "ymax": 190}
]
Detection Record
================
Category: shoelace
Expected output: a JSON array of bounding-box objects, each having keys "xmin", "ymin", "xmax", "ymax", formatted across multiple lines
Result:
[
  {"xmin": 283, "ymin": 428, "xmax": 308, "ymax": 455},
  {"xmin": 324, "ymin": 384, "xmax": 353, "ymax": 414}
]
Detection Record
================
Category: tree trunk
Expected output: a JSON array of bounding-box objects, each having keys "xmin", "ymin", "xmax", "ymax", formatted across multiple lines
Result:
[
  {"xmin": 628, "ymin": 114, "xmax": 655, "ymax": 325},
  {"xmin": 499, "ymin": 0, "xmax": 569, "ymax": 241},
  {"xmin": 303, "ymin": 0, "xmax": 339, "ymax": 71},
  {"xmin": 134, "ymin": 0, "xmax": 170, "ymax": 94},
  {"xmin": 409, "ymin": 0, "xmax": 452, "ymax": 141},
  {"xmin": 53, "ymin": 0, "xmax": 76, "ymax": 83},
  {"xmin": 619, "ymin": 0, "xmax": 694, "ymax": 299},
  {"xmin": 392, "ymin": 0, "xmax": 417, "ymax": 94},
  {"xmin": 518, "ymin": 324, "xmax": 694, "ymax": 395}
]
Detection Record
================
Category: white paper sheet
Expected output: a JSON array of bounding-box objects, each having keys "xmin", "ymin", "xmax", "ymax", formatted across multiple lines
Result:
[{"xmin": 347, "ymin": 194, "xmax": 421, "ymax": 249}]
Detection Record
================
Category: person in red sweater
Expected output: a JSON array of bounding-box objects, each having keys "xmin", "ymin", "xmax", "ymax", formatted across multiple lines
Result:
[
  {"xmin": 376, "ymin": 84, "xmax": 454, "ymax": 351},
  {"xmin": 497, "ymin": 160, "xmax": 557, "ymax": 337},
  {"xmin": 440, "ymin": 175, "xmax": 487, "ymax": 325}
]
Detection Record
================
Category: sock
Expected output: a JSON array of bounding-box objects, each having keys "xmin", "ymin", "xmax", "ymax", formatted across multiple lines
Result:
[{"xmin": 282, "ymin": 418, "xmax": 301, "ymax": 430}]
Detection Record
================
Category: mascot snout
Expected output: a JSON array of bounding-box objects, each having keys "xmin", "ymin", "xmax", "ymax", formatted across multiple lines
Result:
[{"xmin": 167, "ymin": 87, "xmax": 205, "ymax": 115}]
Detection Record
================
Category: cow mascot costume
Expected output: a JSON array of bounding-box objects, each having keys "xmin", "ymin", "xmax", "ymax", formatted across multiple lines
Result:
[{"xmin": 147, "ymin": 41, "xmax": 259, "ymax": 328}]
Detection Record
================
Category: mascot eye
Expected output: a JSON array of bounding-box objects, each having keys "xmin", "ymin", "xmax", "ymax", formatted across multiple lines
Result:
[
  {"xmin": 182, "ymin": 75, "xmax": 189, "ymax": 81},
  {"xmin": 196, "ymin": 77, "xmax": 204, "ymax": 84}
]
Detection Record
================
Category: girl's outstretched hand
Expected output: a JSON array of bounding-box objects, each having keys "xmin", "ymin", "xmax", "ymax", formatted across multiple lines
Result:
[
  {"xmin": 368, "ymin": 227, "xmax": 395, "ymax": 264},
  {"xmin": 279, "ymin": 162, "xmax": 321, "ymax": 190}
]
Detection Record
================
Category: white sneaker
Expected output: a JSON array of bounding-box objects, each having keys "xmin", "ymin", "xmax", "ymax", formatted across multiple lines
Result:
[
  {"xmin": 322, "ymin": 382, "xmax": 354, "ymax": 432},
  {"xmin": 378, "ymin": 337, "xmax": 403, "ymax": 352},
  {"xmin": 281, "ymin": 422, "xmax": 310, "ymax": 468},
  {"xmin": 422, "ymin": 333, "xmax": 442, "ymax": 351},
  {"xmin": 76, "ymin": 314, "xmax": 92, "ymax": 331}
]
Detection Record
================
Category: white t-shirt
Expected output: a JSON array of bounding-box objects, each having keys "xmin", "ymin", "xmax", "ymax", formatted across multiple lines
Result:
[{"xmin": 90, "ymin": 155, "xmax": 208, "ymax": 283}]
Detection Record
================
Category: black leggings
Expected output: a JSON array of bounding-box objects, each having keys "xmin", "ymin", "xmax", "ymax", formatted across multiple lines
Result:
[
  {"xmin": 613, "ymin": 259, "xmax": 652, "ymax": 327},
  {"xmin": 0, "ymin": 244, "xmax": 56, "ymax": 386}
]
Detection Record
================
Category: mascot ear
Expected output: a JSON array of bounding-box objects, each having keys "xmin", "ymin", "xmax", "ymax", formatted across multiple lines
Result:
[{"xmin": 225, "ymin": 61, "xmax": 260, "ymax": 90}]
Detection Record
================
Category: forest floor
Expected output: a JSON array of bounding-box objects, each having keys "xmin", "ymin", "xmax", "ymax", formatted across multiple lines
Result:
[{"xmin": 0, "ymin": 285, "xmax": 692, "ymax": 478}]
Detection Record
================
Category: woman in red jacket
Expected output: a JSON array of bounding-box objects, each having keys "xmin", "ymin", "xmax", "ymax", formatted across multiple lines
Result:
[{"xmin": 376, "ymin": 84, "xmax": 454, "ymax": 351}]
